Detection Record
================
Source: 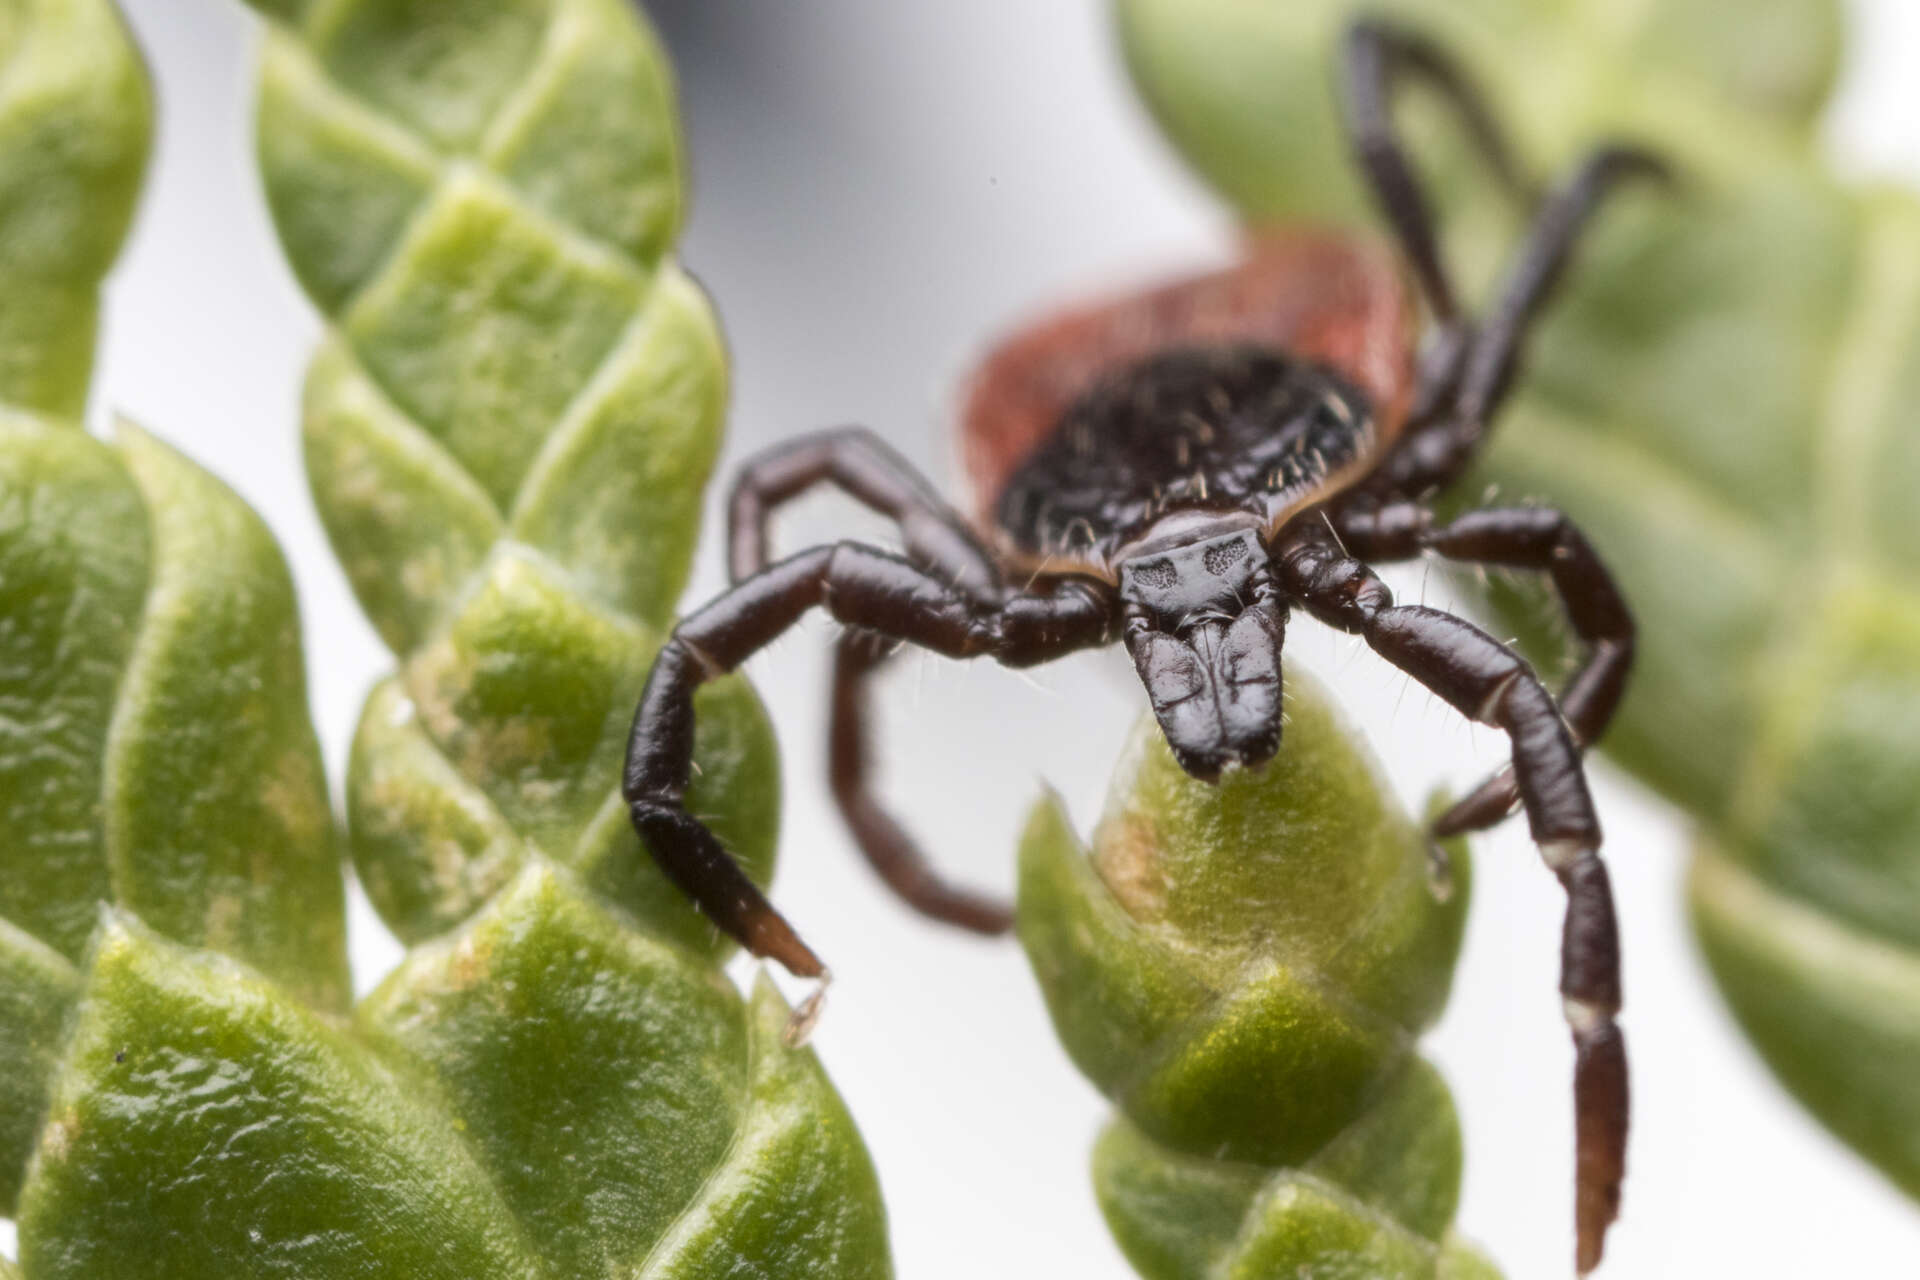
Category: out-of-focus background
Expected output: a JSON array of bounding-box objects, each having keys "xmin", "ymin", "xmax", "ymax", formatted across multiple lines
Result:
[{"xmin": 67, "ymin": 1, "xmax": 1920, "ymax": 1275}]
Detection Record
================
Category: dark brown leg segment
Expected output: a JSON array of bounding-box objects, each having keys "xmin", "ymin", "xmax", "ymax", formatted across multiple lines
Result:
[
  {"xmin": 1336, "ymin": 502, "xmax": 1634, "ymax": 836},
  {"xmin": 1277, "ymin": 527, "xmax": 1625, "ymax": 1275},
  {"xmin": 1341, "ymin": 17, "xmax": 1533, "ymax": 327},
  {"xmin": 726, "ymin": 425, "xmax": 1000, "ymax": 595},
  {"xmin": 830, "ymin": 630, "xmax": 1014, "ymax": 933},
  {"xmin": 1377, "ymin": 146, "xmax": 1670, "ymax": 498},
  {"xmin": 1454, "ymin": 146, "xmax": 1670, "ymax": 429},
  {"xmin": 627, "ymin": 545, "xmax": 997, "ymax": 976},
  {"xmin": 724, "ymin": 427, "xmax": 1017, "ymax": 928},
  {"xmin": 625, "ymin": 543, "xmax": 1114, "ymax": 1037}
]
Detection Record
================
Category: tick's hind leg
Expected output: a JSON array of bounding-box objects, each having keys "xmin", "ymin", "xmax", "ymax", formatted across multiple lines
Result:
[
  {"xmin": 1279, "ymin": 529, "xmax": 1626, "ymax": 1275},
  {"xmin": 724, "ymin": 427, "xmax": 1016, "ymax": 930},
  {"xmin": 1335, "ymin": 502, "xmax": 1634, "ymax": 836},
  {"xmin": 831, "ymin": 630, "xmax": 1014, "ymax": 934}
]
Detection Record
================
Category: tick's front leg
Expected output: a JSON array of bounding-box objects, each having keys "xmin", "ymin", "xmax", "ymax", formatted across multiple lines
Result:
[
  {"xmin": 624, "ymin": 542, "xmax": 1114, "ymax": 1040},
  {"xmin": 1277, "ymin": 526, "xmax": 1627, "ymax": 1274},
  {"xmin": 1334, "ymin": 501, "xmax": 1635, "ymax": 837}
]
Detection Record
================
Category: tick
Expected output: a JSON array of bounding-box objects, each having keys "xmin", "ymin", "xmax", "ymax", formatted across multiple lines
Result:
[{"xmin": 624, "ymin": 19, "xmax": 1662, "ymax": 1273}]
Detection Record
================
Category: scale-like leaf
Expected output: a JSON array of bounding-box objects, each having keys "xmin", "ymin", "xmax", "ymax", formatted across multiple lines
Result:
[
  {"xmin": 17, "ymin": 913, "xmax": 546, "ymax": 1279},
  {"xmin": 0, "ymin": 0, "xmax": 150, "ymax": 421},
  {"xmin": 15, "ymin": 867, "xmax": 889, "ymax": 1279},
  {"xmin": 218, "ymin": 1, "xmax": 895, "ymax": 1271},
  {"xmin": 245, "ymin": 0, "xmax": 778, "ymax": 951},
  {"xmin": 1019, "ymin": 665, "xmax": 1490, "ymax": 1279},
  {"xmin": 0, "ymin": 423, "xmax": 347, "ymax": 1210},
  {"xmin": 0, "ymin": 0, "xmax": 342, "ymax": 1216}
]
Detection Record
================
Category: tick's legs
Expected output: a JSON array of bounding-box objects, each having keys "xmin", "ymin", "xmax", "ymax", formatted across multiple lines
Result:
[
  {"xmin": 830, "ymin": 630, "xmax": 1014, "ymax": 933},
  {"xmin": 1371, "ymin": 605, "xmax": 1625, "ymax": 1278},
  {"xmin": 627, "ymin": 546, "xmax": 996, "ymax": 1008},
  {"xmin": 1378, "ymin": 146, "xmax": 1669, "ymax": 496},
  {"xmin": 625, "ymin": 543, "xmax": 1113, "ymax": 1037},
  {"xmin": 724, "ymin": 427, "xmax": 1015, "ymax": 929},
  {"xmin": 1452, "ymin": 146, "xmax": 1670, "ymax": 430},
  {"xmin": 1341, "ymin": 18, "xmax": 1532, "ymax": 329},
  {"xmin": 726, "ymin": 425, "xmax": 1000, "ymax": 597},
  {"xmin": 1277, "ymin": 528, "xmax": 1625, "ymax": 1275},
  {"xmin": 1335, "ymin": 503, "xmax": 1634, "ymax": 836}
]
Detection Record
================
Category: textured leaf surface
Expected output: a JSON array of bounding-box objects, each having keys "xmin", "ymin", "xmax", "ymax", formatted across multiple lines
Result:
[
  {"xmin": 0, "ymin": 924, "xmax": 79, "ymax": 1220},
  {"xmin": 99, "ymin": 427, "xmax": 343, "ymax": 1005},
  {"xmin": 15, "ymin": 867, "xmax": 890, "ymax": 1279},
  {"xmin": 1019, "ymin": 664, "xmax": 1483, "ymax": 1279},
  {"xmin": 0, "ymin": 0, "xmax": 346, "ymax": 1215},
  {"xmin": 18, "ymin": 914, "xmax": 545, "ymax": 1280},
  {"xmin": 1116, "ymin": 0, "xmax": 1920, "ymax": 1208},
  {"xmin": 251, "ymin": 0, "xmax": 779, "ymax": 951},
  {"xmin": 0, "ymin": 423, "xmax": 345, "ymax": 1212},
  {"xmin": 0, "ymin": 421, "xmax": 344, "ymax": 1002},
  {"xmin": 220, "ymin": 2, "xmax": 892, "ymax": 1273}
]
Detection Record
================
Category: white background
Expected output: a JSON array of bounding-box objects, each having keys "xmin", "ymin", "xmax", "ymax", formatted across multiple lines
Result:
[{"xmin": 11, "ymin": 0, "xmax": 1918, "ymax": 1275}]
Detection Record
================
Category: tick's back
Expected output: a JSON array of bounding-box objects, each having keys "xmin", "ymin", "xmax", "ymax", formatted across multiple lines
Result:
[
  {"xmin": 993, "ymin": 345, "xmax": 1376, "ymax": 568},
  {"xmin": 961, "ymin": 231, "xmax": 1416, "ymax": 567}
]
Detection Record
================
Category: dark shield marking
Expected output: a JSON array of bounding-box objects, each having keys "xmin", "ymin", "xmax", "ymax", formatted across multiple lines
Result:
[{"xmin": 995, "ymin": 345, "xmax": 1374, "ymax": 564}]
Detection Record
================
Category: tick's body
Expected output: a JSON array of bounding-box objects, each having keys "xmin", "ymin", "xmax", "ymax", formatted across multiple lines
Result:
[
  {"xmin": 971, "ymin": 236, "xmax": 1413, "ymax": 576},
  {"xmin": 626, "ymin": 21, "xmax": 1660, "ymax": 1275},
  {"xmin": 1000, "ymin": 346, "xmax": 1377, "ymax": 566}
]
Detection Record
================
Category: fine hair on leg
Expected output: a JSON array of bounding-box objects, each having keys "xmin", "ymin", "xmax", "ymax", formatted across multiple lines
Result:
[{"xmin": 1333, "ymin": 501, "xmax": 1634, "ymax": 835}]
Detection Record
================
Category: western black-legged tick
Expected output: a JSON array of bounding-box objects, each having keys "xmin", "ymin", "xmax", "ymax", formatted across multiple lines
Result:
[{"xmin": 624, "ymin": 20, "xmax": 1663, "ymax": 1272}]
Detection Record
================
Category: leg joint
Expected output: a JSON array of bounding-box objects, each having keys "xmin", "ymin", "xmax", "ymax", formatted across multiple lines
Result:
[
  {"xmin": 1278, "ymin": 538, "xmax": 1393, "ymax": 633},
  {"xmin": 823, "ymin": 543, "xmax": 998, "ymax": 659},
  {"xmin": 1364, "ymin": 606, "xmax": 1524, "ymax": 717}
]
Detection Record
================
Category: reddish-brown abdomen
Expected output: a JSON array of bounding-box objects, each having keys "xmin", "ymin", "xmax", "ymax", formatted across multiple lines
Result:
[{"xmin": 960, "ymin": 231, "xmax": 1415, "ymax": 525}]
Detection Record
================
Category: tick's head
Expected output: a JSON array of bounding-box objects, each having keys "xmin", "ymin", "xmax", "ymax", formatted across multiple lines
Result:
[{"xmin": 1118, "ymin": 519, "xmax": 1285, "ymax": 781}]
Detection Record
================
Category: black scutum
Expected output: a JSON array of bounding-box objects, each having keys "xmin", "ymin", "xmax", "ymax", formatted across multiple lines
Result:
[{"xmin": 994, "ymin": 344, "xmax": 1373, "ymax": 564}]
